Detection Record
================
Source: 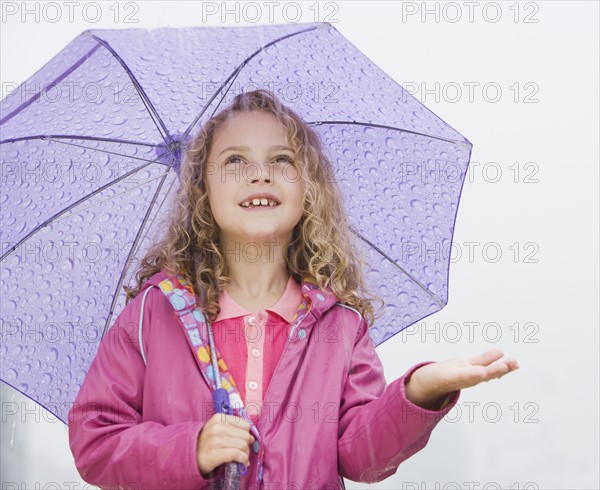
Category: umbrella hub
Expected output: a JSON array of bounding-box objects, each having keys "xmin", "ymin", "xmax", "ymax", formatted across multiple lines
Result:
[{"xmin": 155, "ymin": 132, "xmax": 193, "ymax": 177}]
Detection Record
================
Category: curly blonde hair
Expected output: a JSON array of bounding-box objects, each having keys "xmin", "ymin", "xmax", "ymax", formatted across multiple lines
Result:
[{"xmin": 124, "ymin": 89, "xmax": 385, "ymax": 327}]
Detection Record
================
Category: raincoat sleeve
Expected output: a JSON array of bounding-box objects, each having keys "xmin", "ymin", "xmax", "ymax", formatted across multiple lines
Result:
[
  {"xmin": 67, "ymin": 290, "xmax": 224, "ymax": 489},
  {"xmin": 337, "ymin": 316, "xmax": 460, "ymax": 483}
]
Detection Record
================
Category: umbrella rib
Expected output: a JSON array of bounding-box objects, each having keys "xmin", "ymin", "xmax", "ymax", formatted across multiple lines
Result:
[
  {"xmin": 181, "ymin": 24, "xmax": 320, "ymax": 142},
  {"xmin": 101, "ymin": 168, "xmax": 175, "ymax": 339},
  {"xmin": 200, "ymin": 63, "xmax": 246, "ymax": 125},
  {"xmin": 0, "ymin": 159, "xmax": 158, "ymax": 262},
  {"xmin": 85, "ymin": 32, "xmax": 172, "ymax": 146},
  {"xmin": 181, "ymin": 62, "xmax": 247, "ymax": 139},
  {"xmin": 349, "ymin": 227, "xmax": 446, "ymax": 308},
  {"xmin": 51, "ymin": 171, "xmax": 170, "ymax": 225},
  {"xmin": 39, "ymin": 136, "xmax": 167, "ymax": 166},
  {"xmin": 0, "ymin": 43, "xmax": 103, "ymax": 126},
  {"xmin": 1, "ymin": 135, "xmax": 164, "ymax": 166},
  {"xmin": 307, "ymin": 120, "xmax": 471, "ymax": 147},
  {"xmin": 0, "ymin": 134, "xmax": 161, "ymax": 149}
]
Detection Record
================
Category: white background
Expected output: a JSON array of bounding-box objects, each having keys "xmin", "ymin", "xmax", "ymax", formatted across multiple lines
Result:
[{"xmin": 1, "ymin": 1, "xmax": 598, "ymax": 489}]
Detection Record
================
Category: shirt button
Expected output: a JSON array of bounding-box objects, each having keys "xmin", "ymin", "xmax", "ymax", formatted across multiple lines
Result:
[
  {"xmin": 251, "ymin": 348, "xmax": 260, "ymax": 357},
  {"xmin": 248, "ymin": 316, "xmax": 256, "ymax": 323},
  {"xmin": 256, "ymin": 310, "xmax": 267, "ymax": 322},
  {"xmin": 248, "ymin": 381, "xmax": 258, "ymax": 390}
]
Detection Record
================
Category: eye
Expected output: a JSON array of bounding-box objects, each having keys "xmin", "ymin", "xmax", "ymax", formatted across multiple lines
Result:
[
  {"xmin": 224, "ymin": 154, "xmax": 244, "ymax": 165},
  {"xmin": 225, "ymin": 154, "xmax": 294, "ymax": 165},
  {"xmin": 274, "ymin": 154, "xmax": 294, "ymax": 164}
]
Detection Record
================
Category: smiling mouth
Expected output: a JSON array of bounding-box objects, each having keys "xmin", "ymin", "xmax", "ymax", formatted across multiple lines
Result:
[
  {"xmin": 239, "ymin": 197, "xmax": 281, "ymax": 209},
  {"xmin": 239, "ymin": 202, "xmax": 280, "ymax": 209}
]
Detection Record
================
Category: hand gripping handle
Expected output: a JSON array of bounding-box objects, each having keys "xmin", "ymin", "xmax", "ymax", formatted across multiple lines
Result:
[{"xmin": 212, "ymin": 387, "xmax": 248, "ymax": 489}]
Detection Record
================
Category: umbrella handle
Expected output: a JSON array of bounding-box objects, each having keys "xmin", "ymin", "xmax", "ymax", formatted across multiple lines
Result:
[{"xmin": 212, "ymin": 387, "xmax": 248, "ymax": 489}]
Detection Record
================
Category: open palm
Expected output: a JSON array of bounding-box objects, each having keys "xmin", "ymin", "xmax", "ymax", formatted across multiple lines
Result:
[{"xmin": 407, "ymin": 349, "xmax": 520, "ymax": 406}]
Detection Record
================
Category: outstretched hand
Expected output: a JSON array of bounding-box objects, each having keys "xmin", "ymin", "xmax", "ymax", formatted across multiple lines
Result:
[{"xmin": 405, "ymin": 349, "xmax": 520, "ymax": 409}]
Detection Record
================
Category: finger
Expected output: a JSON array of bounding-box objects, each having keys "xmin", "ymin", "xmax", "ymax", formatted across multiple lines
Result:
[
  {"xmin": 224, "ymin": 447, "xmax": 251, "ymax": 467},
  {"xmin": 493, "ymin": 358, "xmax": 520, "ymax": 376},
  {"xmin": 224, "ymin": 414, "xmax": 252, "ymax": 432},
  {"xmin": 467, "ymin": 349, "xmax": 504, "ymax": 367},
  {"xmin": 217, "ymin": 436, "xmax": 252, "ymax": 461},
  {"xmin": 227, "ymin": 416, "xmax": 254, "ymax": 443},
  {"xmin": 212, "ymin": 418, "xmax": 255, "ymax": 444},
  {"xmin": 230, "ymin": 426, "xmax": 255, "ymax": 445},
  {"xmin": 212, "ymin": 412, "xmax": 235, "ymax": 426},
  {"xmin": 484, "ymin": 361, "xmax": 512, "ymax": 381}
]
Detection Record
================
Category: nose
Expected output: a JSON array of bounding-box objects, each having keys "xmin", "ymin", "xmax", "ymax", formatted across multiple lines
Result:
[{"xmin": 246, "ymin": 160, "xmax": 273, "ymax": 183}]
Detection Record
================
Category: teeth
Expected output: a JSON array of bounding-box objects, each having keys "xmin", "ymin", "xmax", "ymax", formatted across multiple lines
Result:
[{"xmin": 241, "ymin": 198, "xmax": 279, "ymax": 208}]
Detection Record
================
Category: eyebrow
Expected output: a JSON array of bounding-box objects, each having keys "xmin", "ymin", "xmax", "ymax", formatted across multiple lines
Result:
[{"xmin": 217, "ymin": 145, "xmax": 293, "ymax": 157}]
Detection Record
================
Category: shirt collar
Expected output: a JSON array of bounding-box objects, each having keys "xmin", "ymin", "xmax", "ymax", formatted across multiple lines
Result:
[{"xmin": 214, "ymin": 275, "xmax": 303, "ymax": 323}]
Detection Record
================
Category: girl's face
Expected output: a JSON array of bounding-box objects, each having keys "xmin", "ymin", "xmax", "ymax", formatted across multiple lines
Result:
[{"xmin": 206, "ymin": 110, "xmax": 305, "ymax": 249}]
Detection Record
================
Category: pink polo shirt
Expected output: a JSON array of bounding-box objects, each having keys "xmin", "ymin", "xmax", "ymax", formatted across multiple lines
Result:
[{"xmin": 211, "ymin": 275, "xmax": 303, "ymax": 426}]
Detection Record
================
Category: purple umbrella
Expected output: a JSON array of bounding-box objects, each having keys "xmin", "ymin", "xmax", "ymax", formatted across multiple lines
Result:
[{"xmin": 0, "ymin": 22, "xmax": 471, "ymax": 429}]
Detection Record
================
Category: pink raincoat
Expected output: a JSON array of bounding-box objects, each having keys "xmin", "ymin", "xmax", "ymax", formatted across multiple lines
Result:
[{"xmin": 68, "ymin": 270, "xmax": 461, "ymax": 489}]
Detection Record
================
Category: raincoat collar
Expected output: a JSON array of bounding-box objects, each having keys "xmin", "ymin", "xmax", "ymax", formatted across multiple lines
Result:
[
  {"xmin": 214, "ymin": 275, "xmax": 302, "ymax": 323},
  {"xmin": 141, "ymin": 268, "xmax": 340, "ymax": 325}
]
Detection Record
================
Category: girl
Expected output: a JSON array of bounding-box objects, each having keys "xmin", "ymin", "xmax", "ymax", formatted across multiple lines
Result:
[{"xmin": 68, "ymin": 89, "xmax": 519, "ymax": 489}]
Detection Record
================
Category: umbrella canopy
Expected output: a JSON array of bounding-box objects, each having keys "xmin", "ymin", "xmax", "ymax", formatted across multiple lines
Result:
[{"xmin": 0, "ymin": 22, "xmax": 472, "ymax": 425}]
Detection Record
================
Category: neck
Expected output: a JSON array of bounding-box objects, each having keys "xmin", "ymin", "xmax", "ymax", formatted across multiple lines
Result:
[{"xmin": 221, "ymin": 237, "xmax": 291, "ymax": 301}]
